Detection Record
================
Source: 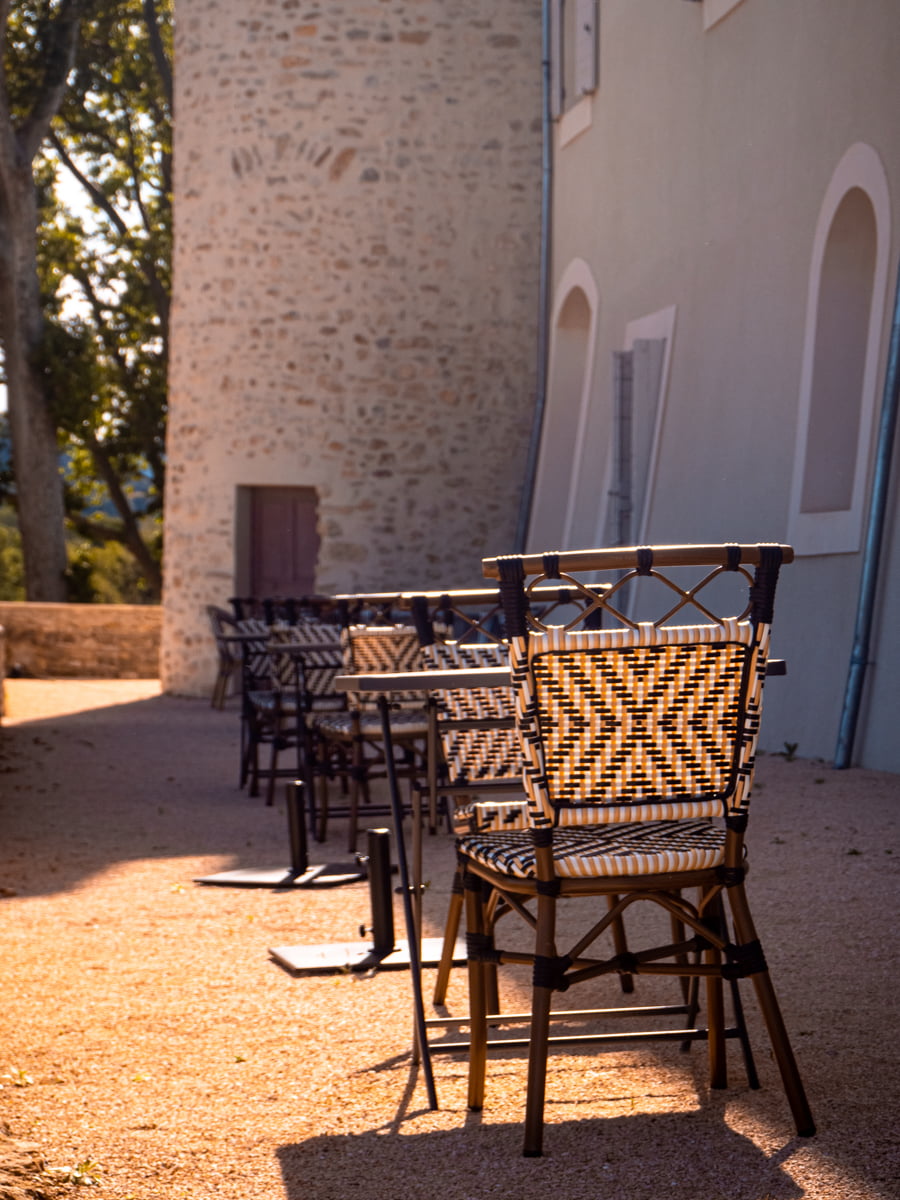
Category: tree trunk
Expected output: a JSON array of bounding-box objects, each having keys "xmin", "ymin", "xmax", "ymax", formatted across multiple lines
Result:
[
  {"xmin": 0, "ymin": 0, "xmax": 95, "ymax": 601},
  {"xmin": 0, "ymin": 170, "xmax": 68, "ymax": 601}
]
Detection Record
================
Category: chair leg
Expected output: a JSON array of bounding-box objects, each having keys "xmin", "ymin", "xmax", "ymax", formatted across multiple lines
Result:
[
  {"xmin": 523, "ymin": 890, "xmax": 557, "ymax": 1158},
  {"xmin": 265, "ymin": 726, "xmax": 281, "ymax": 807},
  {"xmin": 464, "ymin": 868, "xmax": 489, "ymax": 1113},
  {"xmin": 727, "ymin": 882, "xmax": 815, "ymax": 1136},
  {"xmin": 608, "ymin": 894, "xmax": 634, "ymax": 994},
  {"xmin": 434, "ymin": 869, "xmax": 465, "ymax": 1006},
  {"xmin": 316, "ymin": 753, "xmax": 331, "ymax": 842},
  {"xmin": 728, "ymin": 976, "xmax": 760, "ymax": 1089},
  {"xmin": 705, "ymin": 942, "xmax": 727, "ymax": 1089}
]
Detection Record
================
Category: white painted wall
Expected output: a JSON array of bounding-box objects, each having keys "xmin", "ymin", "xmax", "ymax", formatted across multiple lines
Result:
[{"xmin": 542, "ymin": 0, "xmax": 900, "ymax": 767}]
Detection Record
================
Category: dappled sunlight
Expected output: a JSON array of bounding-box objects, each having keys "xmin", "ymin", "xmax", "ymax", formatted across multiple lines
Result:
[{"xmin": 2, "ymin": 678, "xmax": 162, "ymax": 723}]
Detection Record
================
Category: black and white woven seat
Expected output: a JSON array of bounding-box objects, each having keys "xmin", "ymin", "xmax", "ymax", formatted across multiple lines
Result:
[{"xmin": 458, "ymin": 543, "xmax": 815, "ymax": 1157}]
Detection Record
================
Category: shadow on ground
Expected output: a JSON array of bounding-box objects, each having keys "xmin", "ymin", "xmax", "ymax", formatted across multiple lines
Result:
[
  {"xmin": 0, "ymin": 692, "xmax": 294, "ymax": 898},
  {"xmin": 277, "ymin": 1109, "xmax": 809, "ymax": 1200}
]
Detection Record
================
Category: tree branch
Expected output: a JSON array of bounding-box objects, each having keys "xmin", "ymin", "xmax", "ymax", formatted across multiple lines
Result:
[
  {"xmin": 48, "ymin": 128, "xmax": 130, "ymax": 238},
  {"xmin": 18, "ymin": 0, "xmax": 96, "ymax": 162},
  {"xmin": 142, "ymin": 0, "xmax": 173, "ymax": 113},
  {"xmin": 82, "ymin": 430, "xmax": 162, "ymax": 597}
]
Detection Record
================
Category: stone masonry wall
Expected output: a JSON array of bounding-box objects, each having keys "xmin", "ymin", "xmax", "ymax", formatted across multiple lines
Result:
[
  {"xmin": 0, "ymin": 604, "xmax": 161, "ymax": 680},
  {"xmin": 162, "ymin": 0, "xmax": 543, "ymax": 695}
]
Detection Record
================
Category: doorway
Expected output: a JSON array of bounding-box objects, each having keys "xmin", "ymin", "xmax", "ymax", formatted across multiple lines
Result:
[{"xmin": 236, "ymin": 486, "xmax": 320, "ymax": 598}]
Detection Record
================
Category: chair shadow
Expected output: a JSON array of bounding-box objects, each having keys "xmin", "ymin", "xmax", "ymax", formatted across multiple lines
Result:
[{"xmin": 277, "ymin": 1104, "xmax": 807, "ymax": 1200}]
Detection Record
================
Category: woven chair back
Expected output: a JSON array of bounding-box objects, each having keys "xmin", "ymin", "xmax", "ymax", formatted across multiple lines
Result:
[
  {"xmin": 267, "ymin": 620, "xmax": 343, "ymax": 696},
  {"xmin": 483, "ymin": 544, "xmax": 788, "ymax": 829},
  {"xmin": 342, "ymin": 625, "xmax": 425, "ymax": 709},
  {"xmin": 421, "ymin": 641, "xmax": 520, "ymax": 784}
]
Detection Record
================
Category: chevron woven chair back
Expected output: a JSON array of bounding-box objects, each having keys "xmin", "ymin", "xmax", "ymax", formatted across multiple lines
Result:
[
  {"xmin": 482, "ymin": 544, "xmax": 787, "ymax": 830},
  {"xmin": 237, "ymin": 618, "xmax": 272, "ymax": 682},
  {"xmin": 421, "ymin": 641, "xmax": 520, "ymax": 784},
  {"xmin": 343, "ymin": 625, "xmax": 425, "ymax": 708},
  {"xmin": 513, "ymin": 618, "xmax": 767, "ymax": 829},
  {"xmin": 268, "ymin": 620, "xmax": 343, "ymax": 696}
]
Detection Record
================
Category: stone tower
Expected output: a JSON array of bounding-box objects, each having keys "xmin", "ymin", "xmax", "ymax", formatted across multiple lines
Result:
[{"xmin": 162, "ymin": 0, "xmax": 543, "ymax": 694}]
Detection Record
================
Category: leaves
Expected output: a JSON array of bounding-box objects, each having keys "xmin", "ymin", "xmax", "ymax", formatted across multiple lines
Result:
[{"xmin": 10, "ymin": 0, "xmax": 173, "ymax": 600}]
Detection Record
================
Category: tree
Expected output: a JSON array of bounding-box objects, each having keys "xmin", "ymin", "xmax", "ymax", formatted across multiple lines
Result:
[
  {"xmin": 0, "ymin": 0, "xmax": 94, "ymax": 601},
  {"xmin": 42, "ymin": 0, "xmax": 172, "ymax": 599}
]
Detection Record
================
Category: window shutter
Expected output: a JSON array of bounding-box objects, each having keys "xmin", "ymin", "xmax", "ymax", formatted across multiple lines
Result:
[
  {"xmin": 549, "ymin": 0, "xmax": 564, "ymax": 118},
  {"xmin": 574, "ymin": 0, "xmax": 598, "ymax": 96}
]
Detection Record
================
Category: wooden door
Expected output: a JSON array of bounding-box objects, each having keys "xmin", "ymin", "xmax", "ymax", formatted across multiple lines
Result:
[{"xmin": 246, "ymin": 486, "xmax": 320, "ymax": 598}]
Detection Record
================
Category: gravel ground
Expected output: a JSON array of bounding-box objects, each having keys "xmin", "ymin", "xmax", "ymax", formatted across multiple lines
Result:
[{"xmin": 1, "ymin": 679, "xmax": 898, "ymax": 1200}]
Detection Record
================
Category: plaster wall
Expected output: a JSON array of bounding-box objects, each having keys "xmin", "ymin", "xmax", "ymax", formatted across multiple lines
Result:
[
  {"xmin": 163, "ymin": 0, "xmax": 543, "ymax": 695},
  {"xmin": 540, "ymin": 0, "xmax": 900, "ymax": 766}
]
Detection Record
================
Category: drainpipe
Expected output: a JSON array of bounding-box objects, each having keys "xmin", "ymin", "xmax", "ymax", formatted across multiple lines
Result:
[
  {"xmin": 834, "ymin": 256, "xmax": 900, "ymax": 768},
  {"xmin": 513, "ymin": 0, "xmax": 553, "ymax": 552}
]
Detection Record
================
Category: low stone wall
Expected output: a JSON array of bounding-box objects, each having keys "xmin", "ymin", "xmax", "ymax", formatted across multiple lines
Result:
[{"xmin": 0, "ymin": 603, "xmax": 161, "ymax": 680}]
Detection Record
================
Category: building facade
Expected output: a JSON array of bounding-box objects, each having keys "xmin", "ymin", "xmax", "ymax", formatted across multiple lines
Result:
[
  {"xmin": 533, "ymin": 0, "xmax": 900, "ymax": 768},
  {"xmin": 166, "ymin": 0, "xmax": 900, "ymax": 771}
]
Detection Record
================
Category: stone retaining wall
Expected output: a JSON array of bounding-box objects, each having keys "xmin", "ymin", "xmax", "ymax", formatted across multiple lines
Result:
[{"xmin": 0, "ymin": 604, "xmax": 162, "ymax": 681}]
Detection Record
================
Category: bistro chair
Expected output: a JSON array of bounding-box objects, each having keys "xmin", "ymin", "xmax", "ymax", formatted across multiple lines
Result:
[
  {"xmin": 409, "ymin": 587, "xmax": 637, "ymax": 1008},
  {"xmin": 237, "ymin": 616, "xmax": 277, "ymax": 790},
  {"xmin": 459, "ymin": 543, "xmax": 815, "ymax": 1156},
  {"xmin": 312, "ymin": 624, "xmax": 430, "ymax": 851},
  {"xmin": 249, "ymin": 619, "xmax": 345, "ymax": 808},
  {"xmin": 206, "ymin": 605, "xmax": 243, "ymax": 709}
]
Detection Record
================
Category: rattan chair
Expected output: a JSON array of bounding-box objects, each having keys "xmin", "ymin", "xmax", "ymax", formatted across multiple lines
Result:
[
  {"xmin": 237, "ymin": 617, "xmax": 276, "ymax": 790},
  {"xmin": 312, "ymin": 624, "xmax": 430, "ymax": 851},
  {"xmin": 249, "ymin": 620, "xmax": 345, "ymax": 807},
  {"xmin": 206, "ymin": 605, "xmax": 243, "ymax": 709},
  {"xmin": 409, "ymin": 587, "xmax": 639, "ymax": 1008},
  {"xmin": 458, "ymin": 543, "xmax": 815, "ymax": 1156}
]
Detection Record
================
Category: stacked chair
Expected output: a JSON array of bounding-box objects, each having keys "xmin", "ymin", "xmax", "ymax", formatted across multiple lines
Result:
[
  {"xmin": 451, "ymin": 542, "xmax": 814, "ymax": 1155},
  {"xmin": 409, "ymin": 587, "xmax": 604, "ymax": 1004},
  {"xmin": 231, "ymin": 598, "xmax": 347, "ymax": 813},
  {"xmin": 247, "ymin": 619, "xmax": 346, "ymax": 808}
]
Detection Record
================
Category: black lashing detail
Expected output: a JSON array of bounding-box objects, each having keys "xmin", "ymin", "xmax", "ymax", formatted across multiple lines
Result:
[
  {"xmin": 749, "ymin": 544, "xmax": 783, "ymax": 626},
  {"xmin": 497, "ymin": 556, "xmax": 529, "ymax": 638},
  {"xmin": 716, "ymin": 864, "xmax": 747, "ymax": 887},
  {"xmin": 636, "ymin": 546, "xmax": 654, "ymax": 575},
  {"xmin": 466, "ymin": 932, "xmax": 501, "ymax": 963},
  {"xmin": 409, "ymin": 594, "xmax": 434, "ymax": 645},
  {"xmin": 722, "ymin": 938, "xmax": 768, "ymax": 980},
  {"xmin": 533, "ymin": 953, "xmax": 572, "ymax": 991},
  {"xmin": 536, "ymin": 878, "xmax": 561, "ymax": 896}
]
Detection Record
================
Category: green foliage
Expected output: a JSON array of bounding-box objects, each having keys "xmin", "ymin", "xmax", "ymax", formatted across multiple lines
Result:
[
  {"xmin": 0, "ymin": 502, "xmax": 156, "ymax": 604},
  {"xmin": 66, "ymin": 531, "xmax": 159, "ymax": 603},
  {"xmin": 32, "ymin": 0, "xmax": 173, "ymax": 598},
  {"xmin": 0, "ymin": 507, "xmax": 26, "ymax": 600}
]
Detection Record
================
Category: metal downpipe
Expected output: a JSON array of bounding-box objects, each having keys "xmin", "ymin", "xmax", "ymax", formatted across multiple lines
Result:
[
  {"xmin": 834, "ymin": 255, "xmax": 900, "ymax": 768},
  {"xmin": 513, "ymin": 0, "xmax": 553, "ymax": 552}
]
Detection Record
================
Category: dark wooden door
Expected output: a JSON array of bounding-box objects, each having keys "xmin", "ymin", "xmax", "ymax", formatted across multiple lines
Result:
[{"xmin": 248, "ymin": 486, "xmax": 320, "ymax": 597}]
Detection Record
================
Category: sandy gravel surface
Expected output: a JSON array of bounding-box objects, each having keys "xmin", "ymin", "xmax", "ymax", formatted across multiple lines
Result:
[{"xmin": 1, "ymin": 679, "xmax": 898, "ymax": 1200}]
